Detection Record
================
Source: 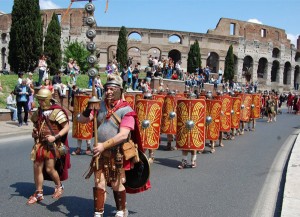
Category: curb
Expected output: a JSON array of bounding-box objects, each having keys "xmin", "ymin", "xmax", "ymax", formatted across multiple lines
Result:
[{"xmin": 281, "ymin": 132, "xmax": 300, "ymax": 217}]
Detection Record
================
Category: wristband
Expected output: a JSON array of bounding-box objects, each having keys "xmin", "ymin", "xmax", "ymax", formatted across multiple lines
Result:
[
  {"xmin": 82, "ymin": 108, "xmax": 92, "ymax": 117},
  {"xmin": 55, "ymin": 134, "xmax": 61, "ymax": 140},
  {"xmin": 102, "ymin": 138, "xmax": 115, "ymax": 150}
]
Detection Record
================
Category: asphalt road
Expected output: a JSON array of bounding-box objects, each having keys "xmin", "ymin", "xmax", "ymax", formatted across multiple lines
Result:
[{"xmin": 0, "ymin": 110, "xmax": 299, "ymax": 217}]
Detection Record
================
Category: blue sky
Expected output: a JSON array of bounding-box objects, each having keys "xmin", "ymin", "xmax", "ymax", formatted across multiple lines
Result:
[{"xmin": 1, "ymin": 0, "xmax": 299, "ymax": 45}]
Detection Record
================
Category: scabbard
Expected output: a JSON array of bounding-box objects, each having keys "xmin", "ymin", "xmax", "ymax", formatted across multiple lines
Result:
[{"xmin": 84, "ymin": 157, "xmax": 96, "ymax": 179}]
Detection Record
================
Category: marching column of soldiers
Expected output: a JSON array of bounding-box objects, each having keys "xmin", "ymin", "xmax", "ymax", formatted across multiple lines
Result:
[{"xmin": 123, "ymin": 87, "xmax": 271, "ymax": 169}]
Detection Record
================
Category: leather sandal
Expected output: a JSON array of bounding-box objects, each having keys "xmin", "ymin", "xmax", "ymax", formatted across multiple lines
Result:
[
  {"xmin": 210, "ymin": 148, "xmax": 216, "ymax": 153},
  {"xmin": 191, "ymin": 162, "xmax": 197, "ymax": 168},
  {"xmin": 164, "ymin": 142, "xmax": 172, "ymax": 151},
  {"xmin": 85, "ymin": 147, "xmax": 92, "ymax": 155},
  {"xmin": 26, "ymin": 191, "xmax": 44, "ymax": 205},
  {"xmin": 178, "ymin": 160, "xmax": 188, "ymax": 169},
  {"xmin": 71, "ymin": 147, "xmax": 81, "ymax": 155},
  {"xmin": 52, "ymin": 185, "xmax": 64, "ymax": 199}
]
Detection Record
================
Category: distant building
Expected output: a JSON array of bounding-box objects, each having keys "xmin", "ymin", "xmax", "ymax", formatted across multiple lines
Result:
[{"xmin": 0, "ymin": 8, "xmax": 299, "ymax": 91}]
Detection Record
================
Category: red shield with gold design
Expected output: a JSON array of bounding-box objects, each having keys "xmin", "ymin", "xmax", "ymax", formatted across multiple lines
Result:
[
  {"xmin": 251, "ymin": 94, "xmax": 261, "ymax": 119},
  {"xmin": 124, "ymin": 94, "xmax": 135, "ymax": 110},
  {"xmin": 161, "ymin": 95, "xmax": 178, "ymax": 135},
  {"xmin": 135, "ymin": 93, "xmax": 144, "ymax": 104},
  {"xmin": 239, "ymin": 94, "xmax": 252, "ymax": 122},
  {"xmin": 135, "ymin": 100, "xmax": 163, "ymax": 150},
  {"xmin": 152, "ymin": 94, "xmax": 166, "ymax": 104},
  {"xmin": 215, "ymin": 95, "xmax": 232, "ymax": 132},
  {"xmin": 205, "ymin": 99, "xmax": 222, "ymax": 141},
  {"xmin": 72, "ymin": 94, "xmax": 93, "ymax": 140},
  {"xmin": 231, "ymin": 97, "xmax": 242, "ymax": 129},
  {"xmin": 176, "ymin": 99, "xmax": 206, "ymax": 151}
]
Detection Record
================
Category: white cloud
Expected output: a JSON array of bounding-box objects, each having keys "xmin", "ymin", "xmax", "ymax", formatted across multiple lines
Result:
[
  {"xmin": 247, "ymin": 18, "xmax": 263, "ymax": 25},
  {"xmin": 287, "ymin": 33, "xmax": 299, "ymax": 46},
  {"xmin": 40, "ymin": 0, "xmax": 60, "ymax": 10}
]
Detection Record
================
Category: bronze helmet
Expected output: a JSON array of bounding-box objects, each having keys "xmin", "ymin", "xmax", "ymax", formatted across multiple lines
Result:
[{"xmin": 36, "ymin": 88, "xmax": 53, "ymax": 110}]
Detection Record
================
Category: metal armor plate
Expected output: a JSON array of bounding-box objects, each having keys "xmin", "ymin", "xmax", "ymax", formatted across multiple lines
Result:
[
  {"xmin": 215, "ymin": 95, "xmax": 232, "ymax": 132},
  {"xmin": 176, "ymin": 99, "xmax": 206, "ymax": 151},
  {"xmin": 231, "ymin": 97, "xmax": 242, "ymax": 129},
  {"xmin": 161, "ymin": 95, "xmax": 178, "ymax": 135},
  {"xmin": 124, "ymin": 94, "xmax": 135, "ymax": 110},
  {"xmin": 251, "ymin": 94, "xmax": 261, "ymax": 119},
  {"xmin": 205, "ymin": 99, "xmax": 222, "ymax": 141},
  {"xmin": 72, "ymin": 94, "xmax": 93, "ymax": 140},
  {"xmin": 239, "ymin": 94, "xmax": 252, "ymax": 122},
  {"xmin": 135, "ymin": 99, "xmax": 163, "ymax": 150}
]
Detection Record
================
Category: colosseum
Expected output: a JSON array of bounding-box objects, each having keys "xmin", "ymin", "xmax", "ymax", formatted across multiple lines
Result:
[{"xmin": 1, "ymin": 8, "xmax": 300, "ymax": 91}]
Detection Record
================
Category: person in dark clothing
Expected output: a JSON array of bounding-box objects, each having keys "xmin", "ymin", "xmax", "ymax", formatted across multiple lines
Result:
[{"xmin": 14, "ymin": 78, "xmax": 32, "ymax": 127}]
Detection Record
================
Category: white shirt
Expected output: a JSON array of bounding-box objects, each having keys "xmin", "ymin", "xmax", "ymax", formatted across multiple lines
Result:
[{"xmin": 6, "ymin": 94, "xmax": 16, "ymax": 105}]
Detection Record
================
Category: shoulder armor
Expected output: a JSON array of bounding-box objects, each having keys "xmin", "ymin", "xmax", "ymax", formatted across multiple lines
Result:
[
  {"xmin": 49, "ymin": 109, "xmax": 68, "ymax": 124},
  {"xmin": 31, "ymin": 110, "xmax": 39, "ymax": 123}
]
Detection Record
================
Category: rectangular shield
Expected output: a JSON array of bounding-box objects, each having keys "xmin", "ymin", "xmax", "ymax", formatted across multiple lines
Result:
[
  {"xmin": 251, "ymin": 94, "xmax": 261, "ymax": 119},
  {"xmin": 72, "ymin": 94, "xmax": 93, "ymax": 140},
  {"xmin": 205, "ymin": 99, "xmax": 222, "ymax": 141},
  {"xmin": 215, "ymin": 95, "xmax": 232, "ymax": 132},
  {"xmin": 124, "ymin": 94, "xmax": 135, "ymax": 110},
  {"xmin": 239, "ymin": 94, "xmax": 252, "ymax": 122},
  {"xmin": 161, "ymin": 95, "xmax": 178, "ymax": 135},
  {"xmin": 231, "ymin": 97, "xmax": 242, "ymax": 129},
  {"xmin": 176, "ymin": 99, "xmax": 206, "ymax": 151},
  {"xmin": 135, "ymin": 100, "xmax": 163, "ymax": 150}
]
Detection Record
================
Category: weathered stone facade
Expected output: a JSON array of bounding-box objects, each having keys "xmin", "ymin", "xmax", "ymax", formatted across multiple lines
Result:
[{"xmin": 1, "ymin": 8, "xmax": 300, "ymax": 92}]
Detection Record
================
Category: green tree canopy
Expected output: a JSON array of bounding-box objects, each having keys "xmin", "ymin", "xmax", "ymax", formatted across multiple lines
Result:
[
  {"xmin": 8, "ymin": 0, "xmax": 43, "ymax": 73},
  {"xmin": 44, "ymin": 13, "xmax": 62, "ymax": 75},
  {"xmin": 224, "ymin": 45, "xmax": 235, "ymax": 82},
  {"xmin": 116, "ymin": 26, "xmax": 128, "ymax": 70},
  {"xmin": 63, "ymin": 40, "xmax": 90, "ymax": 73},
  {"xmin": 187, "ymin": 40, "xmax": 202, "ymax": 74}
]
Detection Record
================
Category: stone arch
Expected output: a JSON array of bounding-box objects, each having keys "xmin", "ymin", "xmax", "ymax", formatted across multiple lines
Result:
[
  {"xmin": 271, "ymin": 60, "xmax": 280, "ymax": 82},
  {"xmin": 283, "ymin": 62, "xmax": 292, "ymax": 85},
  {"xmin": 1, "ymin": 47, "xmax": 6, "ymax": 70},
  {"xmin": 128, "ymin": 32, "xmax": 142, "ymax": 42},
  {"xmin": 168, "ymin": 34, "xmax": 182, "ymax": 44},
  {"xmin": 107, "ymin": 45, "xmax": 117, "ymax": 62},
  {"xmin": 294, "ymin": 65, "xmax": 300, "ymax": 90},
  {"xmin": 206, "ymin": 52, "xmax": 219, "ymax": 73},
  {"xmin": 257, "ymin": 57, "xmax": 268, "ymax": 80},
  {"xmin": 295, "ymin": 51, "xmax": 300, "ymax": 62},
  {"xmin": 168, "ymin": 49, "xmax": 181, "ymax": 65},
  {"xmin": 127, "ymin": 47, "xmax": 141, "ymax": 66},
  {"xmin": 272, "ymin": 47, "xmax": 280, "ymax": 58},
  {"xmin": 1, "ymin": 33, "xmax": 7, "ymax": 43},
  {"xmin": 148, "ymin": 47, "xmax": 161, "ymax": 59},
  {"xmin": 243, "ymin": 55, "xmax": 253, "ymax": 82}
]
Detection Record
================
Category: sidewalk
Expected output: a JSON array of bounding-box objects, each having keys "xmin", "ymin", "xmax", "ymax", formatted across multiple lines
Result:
[
  {"xmin": 0, "ymin": 120, "xmax": 34, "ymax": 138},
  {"xmin": 0, "ymin": 118, "xmax": 73, "ymax": 139}
]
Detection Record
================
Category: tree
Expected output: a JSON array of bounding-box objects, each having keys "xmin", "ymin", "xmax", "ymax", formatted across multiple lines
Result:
[
  {"xmin": 187, "ymin": 40, "xmax": 201, "ymax": 74},
  {"xmin": 116, "ymin": 26, "xmax": 128, "ymax": 70},
  {"xmin": 224, "ymin": 45, "xmax": 235, "ymax": 82},
  {"xmin": 63, "ymin": 40, "xmax": 90, "ymax": 73},
  {"xmin": 8, "ymin": 0, "xmax": 43, "ymax": 73},
  {"xmin": 44, "ymin": 13, "xmax": 62, "ymax": 75}
]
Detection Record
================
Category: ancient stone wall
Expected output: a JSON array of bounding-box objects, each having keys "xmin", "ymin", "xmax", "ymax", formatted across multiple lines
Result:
[{"xmin": 1, "ymin": 9, "xmax": 299, "ymax": 92}]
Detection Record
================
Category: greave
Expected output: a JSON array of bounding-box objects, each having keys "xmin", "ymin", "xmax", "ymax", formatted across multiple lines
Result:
[
  {"xmin": 113, "ymin": 190, "xmax": 126, "ymax": 211},
  {"xmin": 93, "ymin": 187, "xmax": 105, "ymax": 213}
]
